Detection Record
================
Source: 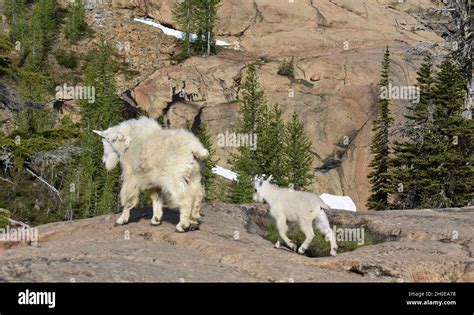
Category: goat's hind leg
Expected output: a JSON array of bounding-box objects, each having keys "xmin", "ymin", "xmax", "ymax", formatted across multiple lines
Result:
[
  {"xmin": 150, "ymin": 188, "xmax": 163, "ymax": 226},
  {"xmin": 190, "ymin": 179, "xmax": 204, "ymax": 225},
  {"xmin": 175, "ymin": 190, "xmax": 194, "ymax": 233},
  {"xmin": 176, "ymin": 202, "xmax": 193, "ymax": 232},
  {"xmin": 315, "ymin": 210, "xmax": 338, "ymax": 256}
]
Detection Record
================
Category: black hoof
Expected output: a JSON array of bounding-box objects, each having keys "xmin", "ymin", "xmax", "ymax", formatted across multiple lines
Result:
[{"xmin": 188, "ymin": 223, "xmax": 200, "ymax": 231}]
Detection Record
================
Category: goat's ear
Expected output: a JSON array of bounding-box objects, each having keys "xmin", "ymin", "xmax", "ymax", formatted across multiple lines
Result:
[
  {"xmin": 266, "ymin": 175, "xmax": 273, "ymax": 182},
  {"xmin": 93, "ymin": 130, "xmax": 105, "ymax": 138}
]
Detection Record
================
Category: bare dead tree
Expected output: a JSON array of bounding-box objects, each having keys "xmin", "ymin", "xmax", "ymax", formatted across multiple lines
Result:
[{"xmin": 433, "ymin": 1, "xmax": 472, "ymax": 100}]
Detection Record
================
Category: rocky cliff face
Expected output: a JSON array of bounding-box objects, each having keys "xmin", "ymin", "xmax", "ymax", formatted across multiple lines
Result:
[
  {"xmin": 105, "ymin": 0, "xmax": 446, "ymax": 210},
  {"xmin": 1, "ymin": 204, "xmax": 473, "ymax": 282}
]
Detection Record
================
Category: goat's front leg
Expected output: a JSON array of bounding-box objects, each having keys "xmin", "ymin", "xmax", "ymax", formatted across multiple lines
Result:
[
  {"xmin": 116, "ymin": 179, "xmax": 139, "ymax": 226},
  {"xmin": 276, "ymin": 217, "xmax": 297, "ymax": 251},
  {"xmin": 116, "ymin": 204, "xmax": 134, "ymax": 226},
  {"xmin": 150, "ymin": 188, "xmax": 163, "ymax": 226}
]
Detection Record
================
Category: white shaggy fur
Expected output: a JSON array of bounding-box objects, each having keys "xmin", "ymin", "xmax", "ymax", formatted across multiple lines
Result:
[
  {"xmin": 253, "ymin": 176, "xmax": 338, "ymax": 256},
  {"xmin": 93, "ymin": 117, "xmax": 209, "ymax": 232}
]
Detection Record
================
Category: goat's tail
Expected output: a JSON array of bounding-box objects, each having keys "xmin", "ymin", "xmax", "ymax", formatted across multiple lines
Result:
[
  {"xmin": 192, "ymin": 141, "xmax": 210, "ymax": 160},
  {"xmin": 321, "ymin": 201, "xmax": 332, "ymax": 211}
]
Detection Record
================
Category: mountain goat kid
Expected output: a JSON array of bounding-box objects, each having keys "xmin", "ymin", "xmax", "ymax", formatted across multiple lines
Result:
[
  {"xmin": 93, "ymin": 117, "xmax": 209, "ymax": 232},
  {"xmin": 253, "ymin": 176, "xmax": 338, "ymax": 256}
]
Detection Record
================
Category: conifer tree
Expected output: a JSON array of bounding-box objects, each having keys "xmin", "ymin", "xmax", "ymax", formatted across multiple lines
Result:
[
  {"xmin": 283, "ymin": 111, "xmax": 314, "ymax": 191},
  {"xmin": 195, "ymin": 0, "xmax": 221, "ymax": 56},
  {"xmin": 172, "ymin": 0, "xmax": 195, "ymax": 59},
  {"xmin": 229, "ymin": 64, "xmax": 269, "ymax": 202},
  {"xmin": 0, "ymin": 34, "xmax": 13, "ymax": 75},
  {"xmin": 97, "ymin": 171, "xmax": 117, "ymax": 215},
  {"xmin": 232, "ymin": 171, "xmax": 254, "ymax": 204},
  {"xmin": 16, "ymin": 68, "xmax": 51, "ymax": 102},
  {"xmin": 65, "ymin": 0, "xmax": 86, "ymax": 43},
  {"xmin": 65, "ymin": 39, "xmax": 123, "ymax": 219},
  {"xmin": 391, "ymin": 56, "xmax": 435, "ymax": 209},
  {"xmin": 81, "ymin": 39, "xmax": 122, "ymax": 129},
  {"xmin": 257, "ymin": 104, "xmax": 287, "ymax": 186},
  {"xmin": 367, "ymin": 47, "xmax": 394, "ymax": 210},
  {"xmin": 4, "ymin": 0, "xmax": 27, "ymax": 44},
  {"xmin": 230, "ymin": 64, "xmax": 267, "ymax": 174},
  {"xmin": 230, "ymin": 64, "xmax": 268, "ymax": 199},
  {"xmin": 197, "ymin": 121, "xmax": 218, "ymax": 202},
  {"xmin": 425, "ymin": 60, "xmax": 473, "ymax": 207},
  {"xmin": 172, "ymin": 0, "xmax": 221, "ymax": 59},
  {"xmin": 24, "ymin": 0, "xmax": 57, "ymax": 70}
]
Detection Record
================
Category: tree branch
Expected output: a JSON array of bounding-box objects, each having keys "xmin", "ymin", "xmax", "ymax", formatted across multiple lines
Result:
[{"xmin": 25, "ymin": 166, "xmax": 63, "ymax": 202}]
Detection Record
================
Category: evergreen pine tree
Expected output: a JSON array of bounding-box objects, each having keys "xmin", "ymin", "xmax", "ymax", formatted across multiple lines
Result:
[
  {"xmin": 197, "ymin": 121, "xmax": 218, "ymax": 202},
  {"xmin": 366, "ymin": 47, "xmax": 394, "ymax": 210},
  {"xmin": 0, "ymin": 34, "xmax": 13, "ymax": 75},
  {"xmin": 425, "ymin": 60, "xmax": 473, "ymax": 207},
  {"xmin": 230, "ymin": 64, "xmax": 267, "ymax": 173},
  {"xmin": 283, "ymin": 111, "xmax": 314, "ymax": 190},
  {"xmin": 65, "ymin": 0, "xmax": 86, "ymax": 43},
  {"xmin": 230, "ymin": 64, "xmax": 270, "ymax": 202},
  {"xmin": 391, "ymin": 56, "xmax": 435, "ymax": 209},
  {"xmin": 97, "ymin": 171, "xmax": 118, "ymax": 215},
  {"xmin": 4, "ymin": 0, "xmax": 27, "ymax": 44},
  {"xmin": 196, "ymin": 0, "xmax": 221, "ymax": 56},
  {"xmin": 230, "ymin": 63, "xmax": 267, "ymax": 198},
  {"xmin": 172, "ymin": 0, "xmax": 220, "ymax": 59},
  {"xmin": 24, "ymin": 0, "xmax": 57, "ymax": 70},
  {"xmin": 65, "ymin": 39, "xmax": 123, "ymax": 218},
  {"xmin": 257, "ymin": 104, "xmax": 287, "ymax": 186},
  {"xmin": 81, "ymin": 39, "xmax": 122, "ymax": 129},
  {"xmin": 236, "ymin": 64, "xmax": 267, "ymax": 137},
  {"xmin": 172, "ymin": 0, "xmax": 196, "ymax": 60},
  {"xmin": 16, "ymin": 67, "xmax": 51, "ymax": 102},
  {"xmin": 232, "ymin": 171, "xmax": 254, "ymax": 203}
]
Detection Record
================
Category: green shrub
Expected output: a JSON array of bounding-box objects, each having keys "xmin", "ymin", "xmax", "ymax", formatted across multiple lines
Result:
[
  {"xmin": 277, "ymin": 57, "xmax": 295, "ymax": 78},
  {"xmin": 55, "ymin": 49, "xmax": 79, "ymax": 69},
  {"xmin": 0, "ymin": 208, "xmax": 11, "ymax": 229},
  {"xmin": 16, "ymin": 68, "xmax": 52, "ymax": 102}
]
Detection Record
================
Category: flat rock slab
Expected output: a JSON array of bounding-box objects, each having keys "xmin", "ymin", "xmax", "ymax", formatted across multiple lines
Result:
[{"xmin": 1, "ymin": 204, "xmax": 473, "ymax": 282}]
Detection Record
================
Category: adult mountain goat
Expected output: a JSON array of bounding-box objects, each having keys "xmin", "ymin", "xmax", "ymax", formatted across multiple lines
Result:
[
  {"xmin": 253, "ymin": 176, "xmax": 338, "ymax": 256},
  {"xmin": 93, "ymin": 117, "xmax": 209, "ymax": 232}
]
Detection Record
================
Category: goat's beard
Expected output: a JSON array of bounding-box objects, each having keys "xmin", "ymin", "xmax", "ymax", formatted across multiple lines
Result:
[
  {"xmin": 253, "ymin": 192, "xmax": 264, "ymax": 203},
  {"xmin": 102, "ymin": 139, "xmax": 120, "ymax": 171},
  {"xmin": 104, "ymin": 152, "xmax": 120, "ymax": 170}
]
